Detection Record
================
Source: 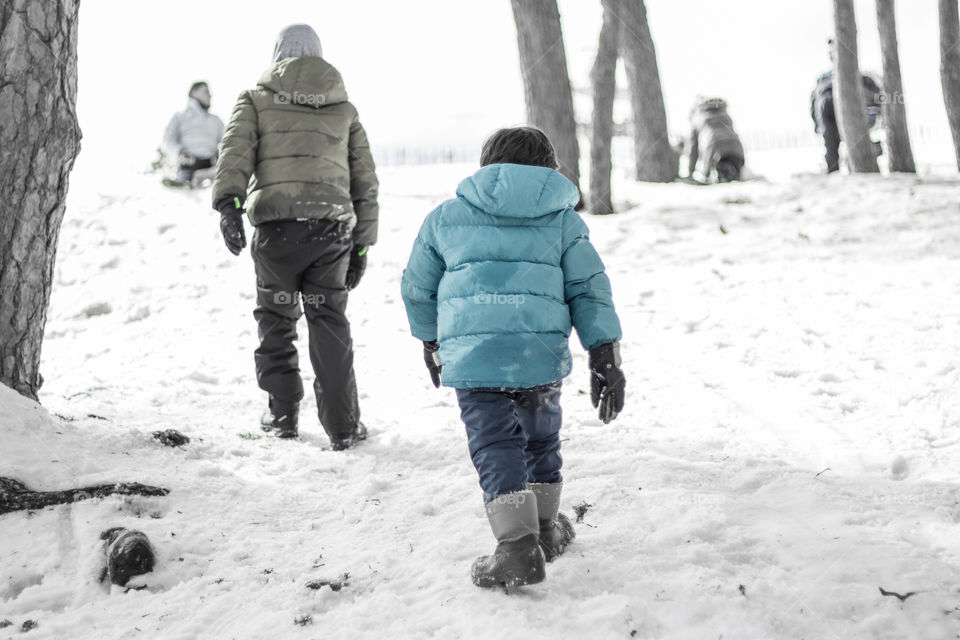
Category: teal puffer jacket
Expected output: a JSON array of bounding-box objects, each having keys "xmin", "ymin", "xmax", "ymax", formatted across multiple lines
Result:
[{"xmin": 400, "ymin": 163, "xmax": 622, "ymax": 389}]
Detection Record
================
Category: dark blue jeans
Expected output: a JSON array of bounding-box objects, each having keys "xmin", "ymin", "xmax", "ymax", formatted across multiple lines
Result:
[{"xmin": 456, "ymin": 382, "xmax": 563, "ymax": 503}]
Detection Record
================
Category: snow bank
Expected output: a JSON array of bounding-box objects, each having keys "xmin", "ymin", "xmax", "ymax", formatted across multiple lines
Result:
[{"xmin": 1, "ymin": 165, "xmax": 958, "ymax": 638}]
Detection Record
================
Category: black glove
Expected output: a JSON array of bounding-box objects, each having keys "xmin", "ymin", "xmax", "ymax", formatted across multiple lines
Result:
[
  {"xmin": 216, "ymin": 196, "xmax": 246, "ymax": 255},
  {"xmin": 588, "ymin": 342, "xmax": 625, "ymax": 424},
  {"xmin": 345, "ymin": 245, "xmax": 368, "ymax": 290},
  {"xmin": 423, "ymin": 340, "xmax": 442, "ymax": 388},
  {"xmin": 219, "ymin": 211, "xmax": 246, "ymax": 255}
]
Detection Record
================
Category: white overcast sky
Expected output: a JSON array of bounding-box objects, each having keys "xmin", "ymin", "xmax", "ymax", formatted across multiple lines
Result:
[{"xmin": 76, "ymin": 0, "xmax": 948, "ymax": 164}]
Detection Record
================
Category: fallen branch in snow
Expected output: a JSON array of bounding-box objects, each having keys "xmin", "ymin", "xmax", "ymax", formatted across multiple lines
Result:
[
  {"xmin": 815, "ymin": 467, "xmax": 832, "ymax": 478},
  {"xmin": 0, "ymin": 477, "xmax": 169, "ymax": 516},
  {"xmin": 878, "ymin": 586, "xmax": 918, "ymax": 602}
]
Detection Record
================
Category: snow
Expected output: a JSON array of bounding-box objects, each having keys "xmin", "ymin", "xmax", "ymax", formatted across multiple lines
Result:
[{"xmin": 1, "ymin": 158, "xmax": 959, "ymax": 638}]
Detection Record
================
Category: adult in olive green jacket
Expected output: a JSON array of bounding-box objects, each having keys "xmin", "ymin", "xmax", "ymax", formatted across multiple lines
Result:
[
  {"xmin": 212, "ymin": 24, "xmax": 378, "ymax": 450},
  {"xmin": 212, "ymin": 51, "xmax": 378, "ymax": 246}
]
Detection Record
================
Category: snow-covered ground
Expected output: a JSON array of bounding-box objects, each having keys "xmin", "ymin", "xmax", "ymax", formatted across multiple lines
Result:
[{"xmin": 2, "ymin": 159, "xmax": 960, "ymax": 639}]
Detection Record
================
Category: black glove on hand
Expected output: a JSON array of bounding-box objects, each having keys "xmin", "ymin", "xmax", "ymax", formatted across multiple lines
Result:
[
  {"xmin": 219, "ymin": 211, "xmax": 246, "ymax": 256},
  {"xmin": 588, "ymin": 342, "xmax": 625, "ymax": 424},
  {"xmin": 345, "ymin": 245, "xmax": 368, "ymax": 290},
  {"xmin": 423, "ymin": 340, "xmax": 442, "ymax": 388}
]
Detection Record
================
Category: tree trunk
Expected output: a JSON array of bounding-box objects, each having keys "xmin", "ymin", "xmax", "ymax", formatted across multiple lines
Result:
[
  {"xmin": 510, "ymin": 0, "xmax": 581, "ymax": 194},
  {"xmin": 833, "ymin": 0, "xmax": 880, "ymax": 173},
  {"xmin": 940, "ymin": 0, "xmax": 960, "ymax": 170},
  {"xmin": 589, "ymin": 0, "xmax": 620, "ymax": 214},
  {"xmin": 876, "ymin": 0, "xmax": 916, "ymax": 173},
  {"xmin": 0, "ymin": 0, "xmax": 82, "ymax": 400},
  {"xmin": 619, "ymin": 0, "xmax": 677, "ymax": 182}
]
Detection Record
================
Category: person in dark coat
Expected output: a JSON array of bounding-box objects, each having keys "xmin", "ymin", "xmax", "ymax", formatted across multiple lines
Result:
[
  {"xmin": 211, "ymin": 24, "xmax": 378, "ymax": 449},
  {"xmin": 811, "ymin": 40, "xmax": 883, "ymax": 173},
  {"xmin": 686, "ymin": 97, "xmax": 745, "ymax": 183}
]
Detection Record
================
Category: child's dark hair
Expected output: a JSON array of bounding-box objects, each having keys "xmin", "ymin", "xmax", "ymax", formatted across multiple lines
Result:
[{"xmin": 480, "ymin": 126, "xmax": 557, "ymax": 169}]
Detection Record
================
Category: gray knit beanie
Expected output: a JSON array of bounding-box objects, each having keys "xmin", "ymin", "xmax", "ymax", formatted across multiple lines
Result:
[{"xmin": 273, "ymin": 24, "xmax": 322, "ymax": 62}]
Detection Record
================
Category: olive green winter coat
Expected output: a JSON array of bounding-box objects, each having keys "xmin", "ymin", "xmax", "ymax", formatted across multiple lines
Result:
[{"xmin": 212, "ymin": 57, "xmax": 379, "ymax": 245}]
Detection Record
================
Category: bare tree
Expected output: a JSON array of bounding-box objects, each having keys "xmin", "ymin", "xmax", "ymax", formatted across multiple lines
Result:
[
  {"xmin": 940, "ymin": 0, "xmax": 960, "ymax": 170},
  {"xmin": 833, "ymin": 0, "xmax": 880, "ymax": 173},
  {"xmin": 510, "ymin": 0, "xmax": 581, "ymax": 193},
  {"xmin": 589, "ymin": 0, "xmax": 620, "ymax": 214},
  {"xmin": 876, "ymin": 0, "xmax": 916, "ymax": 172},
  {"xmin": 0, "ymin": 0, "xmax": 82, "ymax": 400},
  {"xmin": 619, "ymin": 0, "xmax": 677, "ymax": 182}
]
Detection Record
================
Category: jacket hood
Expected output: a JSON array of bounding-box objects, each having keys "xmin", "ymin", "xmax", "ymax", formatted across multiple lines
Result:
[
  {"xmin": 273, "ymin": 24, "xmax": 322, "ymax": 62},
  {"xmin": 257, "ymin": 57, "xmax": 348, "ymax": 108},
  {"xmin": 456, "ymin": 164, "xmax": 579, "ymax": 218}
]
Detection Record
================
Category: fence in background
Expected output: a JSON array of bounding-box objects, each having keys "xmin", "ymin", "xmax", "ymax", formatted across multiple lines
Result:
[{"xmin": 373, "ymin": 125, "xmax": 952, "ymax": 167}]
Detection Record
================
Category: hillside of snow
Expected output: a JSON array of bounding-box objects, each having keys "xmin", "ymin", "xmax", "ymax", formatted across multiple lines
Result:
[{"xmin": 1, "ymin": 162, "xmax": 959, "ymax": 639}]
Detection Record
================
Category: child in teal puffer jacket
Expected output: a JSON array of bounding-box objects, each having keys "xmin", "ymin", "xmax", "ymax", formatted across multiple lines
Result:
[{"xmin": 400, "ymin": 126, "xmax": 625, "ymax": 589}]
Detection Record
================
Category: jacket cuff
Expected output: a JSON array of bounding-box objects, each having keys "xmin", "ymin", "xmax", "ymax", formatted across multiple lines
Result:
[
  {"xmin": 215, "ymin": 195, "xmax": 245, "ymax": 215},
  {"xmin": 588, "ymin": 342, "xmax": 621, "ymax": 367}
]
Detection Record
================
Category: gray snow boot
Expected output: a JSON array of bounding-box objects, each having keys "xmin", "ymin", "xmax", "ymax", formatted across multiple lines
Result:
[
  {"xmin": 471, "ymin": 490, "xmax": 546, "ymax": 589},
  {"xmin": 530, "ymin": 482, "xmax": 576, "ymax": 562},
  {"xmin": 260, "ymin": 396, "xmax": 299, "ymax": 439}
]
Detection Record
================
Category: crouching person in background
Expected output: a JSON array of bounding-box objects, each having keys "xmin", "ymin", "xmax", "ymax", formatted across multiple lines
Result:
[
  {"xmin": 400, "ymin": 127, "xmax": 626, "ymax": 589},
  {"xmin": 162, "ymin": 81, "xmax": 224, "ymax": 188},
  {"xmin": 686, "ymin": 96, "xmax": 745, "ymax": 183},
  {"xmin": 211, "ymin": 24, "xmax": 378, "ymax": 449}
]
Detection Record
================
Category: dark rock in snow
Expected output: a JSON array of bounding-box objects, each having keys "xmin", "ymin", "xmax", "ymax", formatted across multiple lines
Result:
[
  {"xmin": 100, "ymin": 527, "xmax": 156, "ymax": 587},
  {"xmin": 21, "ymin": 620, "xmax": 38, "ymax": 632},
  {"xmin": 152, "ymin": 429, "xmax": 190, "ymax": 447},
  {"xmin": 0, "ymin": 619, "xmax": 11, "ymax": 628}
]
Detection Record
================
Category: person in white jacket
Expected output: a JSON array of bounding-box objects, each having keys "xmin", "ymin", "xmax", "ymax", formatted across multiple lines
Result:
[{"xmin": 162, "ymin": 82, "xmax": 224, "ymax": 186}]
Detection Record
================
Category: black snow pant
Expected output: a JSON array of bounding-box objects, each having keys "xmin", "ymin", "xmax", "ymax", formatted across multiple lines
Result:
[
  {"xmin": 715, "ymin": 154, "xmax": 744, "ymax": 182},
  {"xmin": 814, "ymin": 94, "xmax": 841, "ymax": 173},
  {"xmin": 175, "ymin": 156, "xmax": 214, "ymax": 183},
  {"xmin": 250, "ymin": 219, "xmax": 360, "ymax": 439}
]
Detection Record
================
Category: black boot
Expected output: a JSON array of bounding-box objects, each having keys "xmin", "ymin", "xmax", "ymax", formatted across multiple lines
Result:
[
  {"xmin": 539, "ymin": 513, "xmax": 576, "ymax": 562},
  {"xmin": 530, "ymin": 482, "xmax": 576, "ymax": 562},
  {"xmin": 329, "ymin": 422, "xmax": 367, "ymax": 451},
  {"xmin": 260, "ymin": 396, "xmax": 299, "ymax": 439},
  {"xmin": 471, "ymin": 490, "xmax": 546, "ymax": 589}
]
